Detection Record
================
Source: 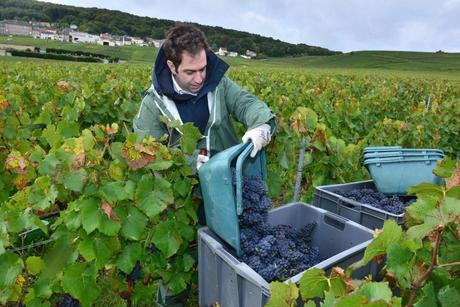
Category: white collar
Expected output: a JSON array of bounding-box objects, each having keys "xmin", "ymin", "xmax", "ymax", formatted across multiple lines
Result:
[{"xmin": 171, "ymin": 74, "xmax": 198, "ymax": 96}]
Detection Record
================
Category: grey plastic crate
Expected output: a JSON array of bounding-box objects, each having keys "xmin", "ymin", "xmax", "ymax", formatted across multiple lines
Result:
[
  {"xmin": 198, "ymin": 202, "xmax": 379, "ymax": 307},
  {"xmin": 312, "ymin": 180, "xmax": 406, "ymax": 229}
]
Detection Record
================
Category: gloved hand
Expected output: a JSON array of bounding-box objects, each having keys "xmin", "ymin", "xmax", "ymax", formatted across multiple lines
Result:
[
  {"xmin": 242, "ymin": 123, "xmax": 271, "ymax": 158},
  {"xmin": 196, "ymin": 154, "xmax": 209, "ymax": 171}
]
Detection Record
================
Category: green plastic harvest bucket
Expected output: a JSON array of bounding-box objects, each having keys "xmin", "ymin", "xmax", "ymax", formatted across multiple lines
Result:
[
  {"xmin": 364, "ymin": 156, "xmax": 443, "ymax": 195},
  {"xmin": 363, "ymin": 146, "xmax": 402, "ymax": 153},
  {"xmin": 363, "ymin": 151, "xmax": 444, "ymax": 160},
  {"xmin": 363, "ymin": 147, "xmax": 443, "ymax": 155},
  {"xmin": 198, "ymin": 142, "xmax": 266, "ymax": 256}
]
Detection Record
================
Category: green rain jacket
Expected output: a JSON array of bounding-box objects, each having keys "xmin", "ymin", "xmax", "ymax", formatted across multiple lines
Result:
[{"xmin": 133, "ymin": 76, "xmax": 276, "ymax": 157}]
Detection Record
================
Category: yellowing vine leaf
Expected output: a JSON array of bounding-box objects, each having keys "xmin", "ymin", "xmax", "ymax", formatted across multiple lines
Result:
[
  {"xmin": 121, "ymin": 141, "xmax": 157, "ymax": 170},
  {"xmin": 5, "ymin": 151, "xmax": 29, "ymax": 175},
  {"xmin": 446, "ymin": 163, "xmax": 460, "ymax": 190},
  {"xmin": 101, "ymin": 201, "xmax": 119, "ymax": 221},
  {"xmin": 0, "ymin": 98, "xmax": 8, "ymax": 112},
  {"xmin": 57, "ymin": 80, "xmax": 78, "ymax": 92},
  {"xmin": 331, "ymin": 267, "xmax": 355, "ymax": 293}
]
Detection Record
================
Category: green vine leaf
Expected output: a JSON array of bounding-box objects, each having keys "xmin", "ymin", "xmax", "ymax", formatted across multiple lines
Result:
[
  {"xmin": 433, "ymin": 158, "xmax": 457, "ymax": 178},
  {"xmin": 135, "ymin": 174, "xmax": 172, "ymax": 218},
  {"xmin": 330, "ymin": 276, "xmax": 347, "ymax": 297},
  {"xmin": 30, "ymin": 277, "xmax": 52, "ymax": 300},
  {"xmin": 349, "ymin": 220, "xmax": 403, "ymax": 271},
  {"xmin": 63, "ymin": 168, "xmax": 87, "ymax": 192},
  {"xmin": 62, "ymin": 263, "xmax": 100, "ymax": 307},
  {"xmin": 438, "ymin": 285, "xmax": 460, "ymax": 307},
  {"xmin": 152, "ymin": 220, "xmax": 182, "ymax": 258},
  {"xmin": 407, "ymin": 196, "xmax": 459, "ymax": 242},
  {"xmin": 0, "ymin": 252, "xmax": 23, "ymax": 303},
  {"xmin": 415, "ymin": 282, "xmax": 438, "ymax": 307},
  {"xmin": 386, "ymin": 242, "xmax": 414, "ymax": 288},
  {"xmin": 28, "ymin": 176, "xmax": 58, "ymax": 211},
  {"xmin": 41, "ymin": 234, "xmax": 74, "ymax": 279},
  {"xmin": 116, "ymin": 242, "xmax": 142, "ymax": 274},
  {"xmin": 78, "ymin": 198, "xmax": 103, "ymax": 235},
  {"xmin": 407, "ymin": 182, "xmax": 444, "ymax": 200},
  {"xmin": 77, "ymin": 236, "xmax": 96, "ymax": 262},
  {"xmin": 38, "ymin": 153, "xmax": 60, "ymax": 175},
  {"xmin": 26, "ymin": 256, "xmax": 44, "ymax": 275},
  {"xmin": 98, "ymin": 181, "xmax": 133, "ymax": 204},
  {"xmin": 298, "ymin": 268, "xmax": 328, "ymax": 299},
  {"xmin": 116, "ymin": 205, "xmax": 147, "ymax": 241},
  {"xmin": 179, "ymin": 123, "xmax": 202, "ymax": 155},
  {"xmin": 406, "ymin": 196, "xmax": 438, "ymax": 223},
  {"xmin": 446, "ymin": 186, "xmax": 460, "ymax": 198},
  {"xmin": 176, "ymin": 253, "xmax": 195, "ymax": 272},
  {"xmin": 267, "ymin": 281, "xmax": 299, "ymax": 307},
  {"xmin": 41, "ymin": 124, "xmax": 61, "ymax": 148},
  {"xmin": 168, "ymin": 272, "xmax": 191, "ymax": 294},
  {"xmin": 354, "ymin": 282, "xmax": 392, "ymax": 304}
]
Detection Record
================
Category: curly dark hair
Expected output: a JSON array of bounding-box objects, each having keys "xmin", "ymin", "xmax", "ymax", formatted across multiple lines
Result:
[{"xmin": 162, "ymin": 24, "xmax": 209, "ymax": 68}]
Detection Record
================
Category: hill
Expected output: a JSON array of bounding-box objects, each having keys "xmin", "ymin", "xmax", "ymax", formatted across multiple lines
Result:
[
  {"xmin": 237, "ymin": 50, "xmax": 460, "ymax": 71},
  {"xmin": 3, "ymin": 35, "xmax": 460, "ymax": 72},
  {"xmin": 0, "ymin": 0, "xmax": 339, "ymax": 58},
  {"xmin": 225, "ymin": 50, "xmax": 460, "ymax": 87}
]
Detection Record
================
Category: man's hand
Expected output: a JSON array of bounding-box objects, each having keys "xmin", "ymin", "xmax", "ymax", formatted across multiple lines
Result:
[
  {"xmin": 196, "ymin": 154, "xmax": 209, "ymax": 171},
  {"xmin": 242, "ymin": 123, "xmax": 271, "ymax": 158}
]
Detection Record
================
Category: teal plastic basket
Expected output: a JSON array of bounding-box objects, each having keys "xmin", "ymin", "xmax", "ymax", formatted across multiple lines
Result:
[
  {"xmin": 198, "ymin": 142, "xmax": 266, "ymax": 256},
  {"xmin": 364, "ymin": 156, "xmax": 443, "ymax": 195},
  {"xmin": 363, "ymin": 151, "xmax": 444, "ymax": 160},
  {"xmin": 363, "ymin": 147, "xmax": 443, "ymax": 155},
  {"xmin": 363, "ymin": 146, "xmax": 402, "ymax": 153}
]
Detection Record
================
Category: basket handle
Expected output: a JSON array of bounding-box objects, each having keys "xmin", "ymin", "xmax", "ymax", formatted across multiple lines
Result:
[{"xmin": 236, "ymin": 142, "xmax": 254, "ymax": 215}]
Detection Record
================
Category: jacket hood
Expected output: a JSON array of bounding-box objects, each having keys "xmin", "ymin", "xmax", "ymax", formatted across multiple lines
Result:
[{"xmin": 152, "ymin": 48, "xmax": 229, "ymax": 102}]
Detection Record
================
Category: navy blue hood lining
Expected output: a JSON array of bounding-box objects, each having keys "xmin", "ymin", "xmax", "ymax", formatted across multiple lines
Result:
[{"xmin": 152, "ymin": 48, "xmax": 229, "ymax": 103}]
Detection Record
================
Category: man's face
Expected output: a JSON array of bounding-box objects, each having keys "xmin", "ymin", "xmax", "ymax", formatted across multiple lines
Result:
[{"xmin": 167, "ymin": 49, "xmax": 207, "ymax": 93}]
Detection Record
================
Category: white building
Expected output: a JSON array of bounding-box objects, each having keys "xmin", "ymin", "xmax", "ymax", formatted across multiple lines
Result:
[
  {"xmin": 217, "ymin": 47, "xmax": 228, "ymax": 56},
  {"xmin": 152, "ymin": 39, "xmax": 165, "ymax": 48},
  {"xmin": 228, "ymin": 51, "xmax": 238, "ymax": 57},
  {"xmin": 39, "ymin": 29, "xmax": 59, "ymax": 40},
  {"xmin": 98, "ymin": 33, "xmax": 115, "ymax": 46},
  {"xmin": 246, "ymin": 50, "xmax": 257, "ymax": 58},
  {"xmin": 98, "ymin": 39, "xmax": 115, "ymax": 46},
  {"xmin": 112, "ymin": 35, "xmax": 132, "ymax": 46},
  {"xmin": 130, "ymin": 37, "xmax": 147, "ymax": 46},
  {"xmin": 69, "ymin": 31, "xmax": 99, "ymax": 44}
]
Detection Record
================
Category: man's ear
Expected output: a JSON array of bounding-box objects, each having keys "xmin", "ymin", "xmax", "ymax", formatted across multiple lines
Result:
[{"xmin": 166, "ymin": 60, "xmax": 177, "ymax": 75}]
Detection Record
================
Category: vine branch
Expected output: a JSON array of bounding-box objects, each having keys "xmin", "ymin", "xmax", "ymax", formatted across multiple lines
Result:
[
  {"xmin": 435, "ymin": 261, "xmax": 460, "ymax": 269},
  {"xmin": 407, "ymin": 225, "xmax": 443, "ymax": 307}
]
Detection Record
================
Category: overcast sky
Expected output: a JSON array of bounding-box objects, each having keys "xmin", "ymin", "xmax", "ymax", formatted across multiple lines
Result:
[{"xmin": 39, "ymin": 0, "xmax": 460, "ymax": 52}]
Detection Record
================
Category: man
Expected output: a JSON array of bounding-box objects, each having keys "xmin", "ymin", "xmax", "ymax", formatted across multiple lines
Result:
[
  {"xmin": 134, "ymin": 24, "xmax": 275, "ymax": 172},
  {"xmin": 133, "ymin": 24, "xmax": 275, "ymax": 306}
]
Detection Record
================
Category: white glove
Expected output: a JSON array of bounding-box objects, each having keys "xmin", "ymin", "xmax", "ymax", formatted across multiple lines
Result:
[
  {"xmin": 196, "ymin": 154, "xmax": 209, "ymax": 171},
  {"xmin": 242, "ymin": 123, "xmax": 271, "ymax": 158}
]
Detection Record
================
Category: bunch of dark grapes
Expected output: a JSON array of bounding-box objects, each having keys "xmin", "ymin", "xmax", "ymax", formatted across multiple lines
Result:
[
  {"xmin": 232, "ymin": 170, "xmax": 320, "ymax": 282},
  {"xmin": 334, "ymin": 188, "xmax": 416, "ymax": 214},
  {"xmin": 58, "ymin": 294, "xmax": 80, "ymax": 307}
]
